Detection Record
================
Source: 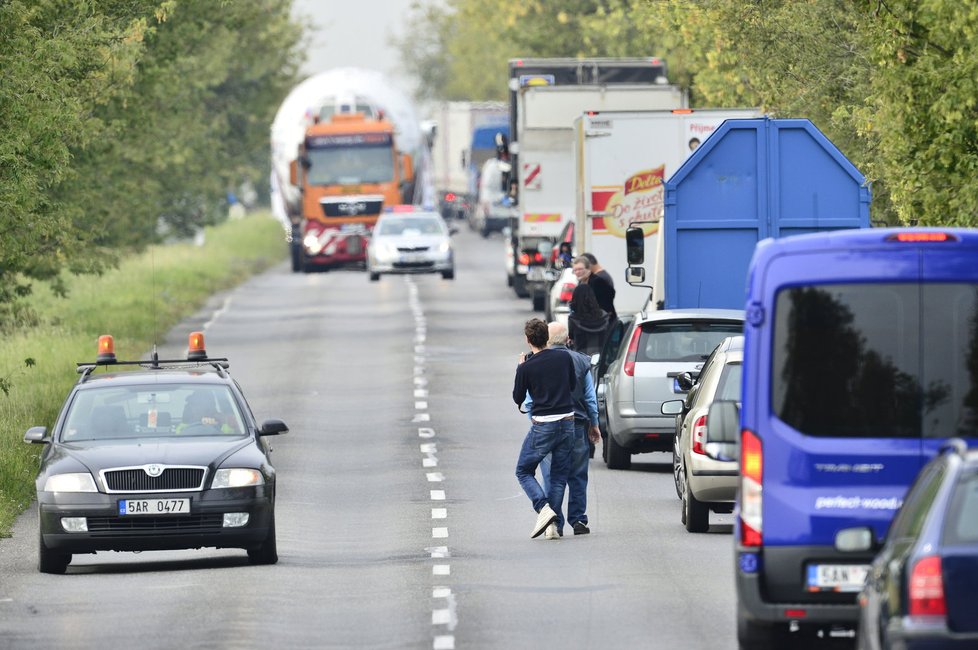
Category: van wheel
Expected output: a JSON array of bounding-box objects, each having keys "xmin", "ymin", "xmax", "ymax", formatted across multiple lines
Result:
[
  {"xmin": 38, "ymin": 530, "xmax": 69, "ymax": 575},
  {"xmin": 606, "ymin": 432, "xmax": 631, "ymax": 470},
  {"xmin": 369, "ymin": 272, "xmax": 380, "ymax": 282},
  {"xmin": 683, "ymin": 468, "xmax": 709, "ymax": 532},
  {"xmin": 737, "ymin": 603, "xmax": 786, "ymax": 649}
]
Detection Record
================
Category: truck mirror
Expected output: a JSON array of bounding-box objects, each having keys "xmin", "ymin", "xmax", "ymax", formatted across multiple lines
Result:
[
  {"xmin": 626, "ymin": 266, "xmax": 645, "ymax": 285},
  {"xmin": 625, "ymin": 226, "xmax": 644, "ymax": 264}
]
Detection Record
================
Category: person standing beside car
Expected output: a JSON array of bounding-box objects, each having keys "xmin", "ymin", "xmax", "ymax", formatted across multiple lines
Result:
[
  {"xmin": 567, "ymin": 283, "xmax": 610, "ymax": 357},
  {"xmin": 581, "ymin": 253, "xmax": 616, "ymax": 322},
  {"xmin": 513, "ymin": 318, "xmax": 577, "ymax": 540}
]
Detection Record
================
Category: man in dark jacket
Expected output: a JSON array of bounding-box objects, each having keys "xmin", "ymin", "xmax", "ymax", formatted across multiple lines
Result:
[{"xmin": 513, "ymin": 318, "xmax": 577, "ymax": 539}]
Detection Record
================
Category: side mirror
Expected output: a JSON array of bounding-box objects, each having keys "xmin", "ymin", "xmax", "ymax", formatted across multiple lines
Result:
[
  {"xmin": 625, "ymin": 226, "xmax": 644, "ymax": 264},
  {"xmin": 835, "ymin": 526, "xmax": 878, "ymax": 553},
  {"xmin": 704, "ymin": 400, "xmax": 739, "ymax": 462},
  {"xmin": 299, "ymin": 156, "xmax": 311, "ymax": 171},
  {"xmin": 661, "ymin": 400, "xmax": 683, "ymax": 416},
  {"xmin": 626, "ymin": 266, "xmax": 645, "ymax": 285},
  {"xmin": 676, "ymin": 372, "xmax": 695, "ymax": 392},
  {"xmin": 24, "ymin": 426, "xmax": 49, "ymax": 444},
  {"xmin": 258, "ymin": 419, "xmax": 289, "ymax": 436}
]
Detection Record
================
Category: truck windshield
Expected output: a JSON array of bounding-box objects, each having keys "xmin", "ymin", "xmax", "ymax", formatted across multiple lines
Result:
[
  {"xmin": 773, "ymin": 283, "xmax": 978, "ymax": 439},
  {"xmin": 306, "ymin": 146, "xmax": 394, "ymax": 185}
]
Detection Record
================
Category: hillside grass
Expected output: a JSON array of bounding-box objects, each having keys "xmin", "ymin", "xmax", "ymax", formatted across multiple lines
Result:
[{"xmin": 0, "ymin": 213, "xmax": 286, "ymax": 537}]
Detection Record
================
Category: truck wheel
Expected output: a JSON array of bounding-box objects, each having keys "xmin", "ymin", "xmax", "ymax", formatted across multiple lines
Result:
[
  {"xmin": 606, "ymin": 432, "xmax": 631, "ymax": 470},
  {"xmin": 683, "ymin": 468, "xmax": 710, "ymax": 533},
  {"xmin": 532, "ymin": 292, "xmax": 546, "ymax": 312},
  {"xmin": 290, "ymin": 243, "xmax": 302, "ymax": 273},
  {"xmin": 737, "ymin": 603, "xmax": 786, "ymax": 650},
  {"xmin": 38, "ymin": 529, "xmax": 69, "ymax": 575},
  {"xmin": 513, "ymin": 274, "xmax": 529, "ymax": 298}
]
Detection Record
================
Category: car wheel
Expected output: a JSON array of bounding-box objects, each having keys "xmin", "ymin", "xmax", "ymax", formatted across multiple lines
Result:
[
  {"xmin": 601, "ymin": 433, "xmax": 608, "ymax": 463},
  {"xmin": 513, "ymin": 274, "xmax": 529, "ymax": 298},
  {"xmin": 683, "ymin": 467, "xmax": 710, "ymax": 533},
  {"xmin": 507, "ymin": 274, "xmax": 513, "ymax": 287},
  {"xmin": 442, "ymin": 269, "xmax": 455, "ymax": 280},
  {"xmin": 531, "ymin": 292, "xmax": 546, "ymax": 312},
  {"xmin": 248, "ymin": 512, "xmax": 278, "ymax": 565},
  {"xmin": 606, "ymin": 431, "xmax": 631, "ymax": 470},
  {"xmin": 38, "ymin": 528, "xmax": 69, "ymax": 575},
  {"xmin": 369, "ymin": 272, "xmax": 380, "ymax": 282},
  {"xmin": 737, "ymin": 602, "xmax": 787, "ymax": 649},
  {"xmin": 672, "ymin": 438, "xmax": 684, "ymax": 500}
]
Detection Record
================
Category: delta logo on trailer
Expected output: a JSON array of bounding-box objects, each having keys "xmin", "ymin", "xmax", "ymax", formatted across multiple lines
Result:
[{"xmin": 591, "ymin": 165, "xmax": 664, "ymax": 238}]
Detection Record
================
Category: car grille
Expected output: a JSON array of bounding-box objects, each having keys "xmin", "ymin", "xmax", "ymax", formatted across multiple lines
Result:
[
  {"xmin": 397, "ymin": 246, "xmax": 430, "ymax": 252},
  {"xmin": 86, "ymin": 514, "xmax": 223, "ymax": 534},
  {"xmin": 102, "ymin": 467, "xmax": 206, "ymax": 493},
  {"xmin": 393, "ymin": 261, "xmax": 435, "ymax": 269}
]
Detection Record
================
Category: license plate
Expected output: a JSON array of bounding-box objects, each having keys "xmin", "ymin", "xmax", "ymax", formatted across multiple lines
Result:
[
  {"xmin": 806, "ymin": 564, "xmax": 870, "ymax": 592},
  {"xmin": 400, "ymin": 254, "xmax": 424, "ymax": 263},
  {"xmin": 118, "ymin": 498, "xmax": 190, "ymax": 516},
  {"xmin": 527, "ymin": 267, "xmax": 546, "ymax": 281}
]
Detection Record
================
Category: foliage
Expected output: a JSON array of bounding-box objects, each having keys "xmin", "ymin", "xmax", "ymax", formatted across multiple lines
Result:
[
  {"xmin": 0, "ymin": 0, "xmax": 303, "ymax": 325},
  {"xmin": 0, "ymin": 213, "xmax": 285, "ymax": 538},
  {"xmin": 398, "ymin": 0, "xmax": 978, "ymax": 226}
]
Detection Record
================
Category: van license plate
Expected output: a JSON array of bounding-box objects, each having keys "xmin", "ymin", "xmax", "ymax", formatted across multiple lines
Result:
[
  {"xmin": 118, "ymin": 498, "xmax": 190, "ymax": 516},
  {"xmin": 806, "ymin": 564, "xmax": 869, "ymax": 592}
]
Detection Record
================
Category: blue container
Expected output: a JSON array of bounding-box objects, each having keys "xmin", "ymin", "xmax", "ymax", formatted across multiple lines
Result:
[{"xmin": 662, "ymin": 117, "xmax": 871, "ymax": 310}]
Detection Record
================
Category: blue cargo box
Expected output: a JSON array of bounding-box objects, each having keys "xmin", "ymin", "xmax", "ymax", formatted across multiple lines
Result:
[{"xmin": 661, "ymin": 117, "xmax": 871, "ymax": 310}]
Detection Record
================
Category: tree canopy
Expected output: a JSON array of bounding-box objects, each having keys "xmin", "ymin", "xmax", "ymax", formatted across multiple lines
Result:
[
  {"xmin": 0, "ymin": 0, "xmax": 303, "ymax": 326},
  {"xmin": 398, "ymin": 0, "xmax": 978, "ymax": 227}
]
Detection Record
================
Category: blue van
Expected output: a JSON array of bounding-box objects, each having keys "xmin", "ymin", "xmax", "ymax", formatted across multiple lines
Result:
[{"xmin": 705, "ymin": 228, "xmax": 978, "ymax": 648}]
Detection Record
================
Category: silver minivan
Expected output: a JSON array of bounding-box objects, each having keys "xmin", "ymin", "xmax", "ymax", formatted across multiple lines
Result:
[{"xmin": 603, "ymin": 309, "xmax": 743, "ymax": 470}]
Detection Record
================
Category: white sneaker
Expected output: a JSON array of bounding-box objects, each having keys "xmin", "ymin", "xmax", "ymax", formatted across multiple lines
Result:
[
  {"xmin": 544, "ymin": 523, "xmax": 559, "ymax": 540},
  {"xmin": 531, "ymin": 504, "xmax": 558, "ymax": 538}
]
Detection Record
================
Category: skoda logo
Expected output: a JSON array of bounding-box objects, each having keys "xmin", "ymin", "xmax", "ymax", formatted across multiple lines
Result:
[
  {"xmin": 144, "ymin": 464, "xmax": 164, "ymax": 477},
  {"xmin": 338, "ymin": 201, "xmax": 366, "ymax": 215}
]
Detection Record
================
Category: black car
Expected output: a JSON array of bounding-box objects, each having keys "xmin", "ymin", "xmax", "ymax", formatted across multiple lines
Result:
[
  {"xmin": 24, "ymin": 332, "xmax": 288, "ymax": 574},
  {"xmin": 857, "ymin": 439, "xmax": 978, "ymax": 649}
]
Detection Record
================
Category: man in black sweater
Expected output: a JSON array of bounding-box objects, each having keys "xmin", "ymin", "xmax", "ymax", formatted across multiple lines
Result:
[{"xmin": 512, "ymin": 318, "xmax": 577, "ymax": 539}]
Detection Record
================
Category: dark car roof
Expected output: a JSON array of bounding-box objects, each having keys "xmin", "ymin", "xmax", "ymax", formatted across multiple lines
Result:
[{"xmin": 75, "ymin": 368, "xmax": 233, "ymax": 391}]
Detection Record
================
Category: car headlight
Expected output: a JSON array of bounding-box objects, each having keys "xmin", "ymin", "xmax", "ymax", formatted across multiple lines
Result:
[
  {"xmin": 371, "ymin": 242, "xmax": 396, "ymax": 262},
  {"xmin": 212, "ymin": 468, "xmax": 264, "ymax": 489},
  {"xmin": 437, "ymin": 240, "xmax": 451, "ymax": 254},
  {"xmin": 43, "ymin": 473, "xmax": 98, "ymax": 493}
]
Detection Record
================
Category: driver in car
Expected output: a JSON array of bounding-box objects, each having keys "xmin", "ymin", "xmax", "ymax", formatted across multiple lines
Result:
[{"xmin": 177, "ymin": 392, "xmax": 236, "ymax": 434}]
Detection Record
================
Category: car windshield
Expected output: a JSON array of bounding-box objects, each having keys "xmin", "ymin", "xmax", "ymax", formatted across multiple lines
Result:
[
  {"xmin": 637, "ymin": 321, "xmax": 744, "ymax": 362},
  {"xmin": 61, "ymin": 384, "xmax": 247, "ymax": 441},
  {"xmin": 944, "ymin": 470, "xmax": 978, "ymax": 545},
  {"xmin": 773, "ymin": 282, "xmax": 978, "ymax": 439},
  {"xmin": 376, "ymin": 217, "xmax": 445, "ymax": 236}
]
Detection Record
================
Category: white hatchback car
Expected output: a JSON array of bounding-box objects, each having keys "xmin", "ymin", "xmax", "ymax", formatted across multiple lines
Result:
[{"xmin": 367, "ymin": 209, "xmax": 456, "ymax": 281}]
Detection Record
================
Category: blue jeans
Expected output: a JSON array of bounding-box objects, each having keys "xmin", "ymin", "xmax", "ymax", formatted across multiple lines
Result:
[
  {"xmin": 540, "ymin": 418, "xmax": 590, "ymax": 528},
  {"xmin": 515, "ymin": 418, "xmax": 575, "ymax": 528}
]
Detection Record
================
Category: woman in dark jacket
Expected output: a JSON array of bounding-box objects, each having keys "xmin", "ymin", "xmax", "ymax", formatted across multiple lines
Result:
[{"xmin": 567, "ymin": 283, "xmax": 610, "ymax": 356}]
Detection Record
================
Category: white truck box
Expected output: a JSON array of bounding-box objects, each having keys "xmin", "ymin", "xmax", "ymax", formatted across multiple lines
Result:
[{"xmin": 574, "ymin": 108, "xmax": 761, "ymax": 318}]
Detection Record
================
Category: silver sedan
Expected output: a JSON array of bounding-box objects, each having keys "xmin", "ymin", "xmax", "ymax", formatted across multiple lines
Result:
[{"xmin": 367, "ymin": 209, "xmax": 456, "ymax": 281}]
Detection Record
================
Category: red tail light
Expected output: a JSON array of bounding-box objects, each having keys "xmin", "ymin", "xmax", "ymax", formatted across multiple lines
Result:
[
  {"xmin": 533, "ymin": 252, "xmax": 544, "ymax": 263},
  {"xmin": 740, "ymin": 429, "xmax": 763, "ymax": 547},
  {"xmin": 518, "ymin": 253, "xmax": 531, "ymax": 265},
  {"xmin": 558, "ymin": 283, "xmax": 575, "ymax": 302},
  {"xmin": 691, "ymin": 415, "xmax": 707, "ymax": 455},
  {"xmin": 445, "ymin": 192, "xmax": 456, "ymax": 201},
  {"xmin": 623, "ymin": 327, "xmax": 642, "ymax": 377},
  {"xmin": 909, "ymin": 556, "xmax": 947, "ymax": 618}
]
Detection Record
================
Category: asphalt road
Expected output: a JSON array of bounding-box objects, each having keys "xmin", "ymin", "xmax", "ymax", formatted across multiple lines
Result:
[{"xmin": 1, "ymin": 224, "xmax": 749, "ymax": 649}]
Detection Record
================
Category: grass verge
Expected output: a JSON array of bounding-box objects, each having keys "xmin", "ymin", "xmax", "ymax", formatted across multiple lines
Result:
[{"xmin": 0, "ymin": 212, "xmax": 286, "ymax": 538}]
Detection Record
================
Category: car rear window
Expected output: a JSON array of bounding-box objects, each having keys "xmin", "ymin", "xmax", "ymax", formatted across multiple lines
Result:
[
  {"xmin": 772, "ymin": 283, "xmax": 978, "ymax": 438},
  {"xmin": 944, "ymin": 470, "xmax": 978, "ymax": 546},
  {"xmin": 637, "ymin": 321, "xmax": 743, "ymax": 363}
]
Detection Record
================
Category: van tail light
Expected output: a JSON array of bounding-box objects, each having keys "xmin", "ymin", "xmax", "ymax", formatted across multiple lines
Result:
[
  {"xmin": 558, "ymin": 283, "xmax": 575, "ymax": 302},
  {"xmin": 691, "ymin": 415, "xmax": 707, "ymax": 455},
  {"xmin": 909, "ymin": 556, "xmax": 947, "ymax": 618},
  {"xmin": 623, "ymin": 327, "xmax": 642, "ymax": 377},
  {"xmin": 518, "ymin": 252, "xmax": 531, "ymax": 265},
  {"xmin": 740, "ymin": 429, "xmax": 763, "ymax": 547}
]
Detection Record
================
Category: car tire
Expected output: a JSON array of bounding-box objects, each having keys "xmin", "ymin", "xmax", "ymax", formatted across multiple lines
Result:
[
  {"xmin": 442, "ymin": 269, "xmax": 455, "ymax": 280},
  {"xmin": 38, "ymin": 528, "xmax": 69, "ymax": 575},
  {"xmin": 507, "ymin": 274, "xmax": 513, "ymax": 288},
  {"xmin": 672, "ymin": 439, "xmax": 684, "ymax": 500},
  {"xmin": 531, "ymin": 292, "xmax": 546, "ymax": 312},
  {"xmin": 737, "ymin": 603, "xmax": 786, "ymax": 650},
  {"xmin": 248, "ymin": 513, "xmax": 278, "ymax": 565},
  {"xmin": 369, "ymin": 272, "xmax": 380, "ymax": 282},
  {"xmin": 683, "ymin": 467, "xmax": 710, "ymax": 533},
  {"xmin": 601, "ymin": 433, "xmax": 608, "ymax": 463},
  {"xmin": 513, "ymin": 274, "xmax": 529, "ymax": 298},
  {"xmin": 606, "ymin": 431, "xmax": 631, "ymax": 470}
]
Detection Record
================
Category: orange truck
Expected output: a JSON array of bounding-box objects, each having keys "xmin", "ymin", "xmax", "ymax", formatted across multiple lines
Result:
[{"xmin": 289, "ymin": 112, "xmax": 414, "ymax": 272}]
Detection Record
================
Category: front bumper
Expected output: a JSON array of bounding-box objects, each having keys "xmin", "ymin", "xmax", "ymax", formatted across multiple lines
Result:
[{"xmin": 38, "ymin": 487, "xmax": 273, "ymax": 553}]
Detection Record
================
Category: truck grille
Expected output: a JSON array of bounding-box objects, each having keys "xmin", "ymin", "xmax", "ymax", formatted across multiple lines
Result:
[{"xmin": 102, "ymin": 466, "xmax": 206, "ymax": 493}]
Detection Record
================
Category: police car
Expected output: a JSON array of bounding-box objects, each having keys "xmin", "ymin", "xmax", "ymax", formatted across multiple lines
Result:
[{"xmin": 24, "ymin": 332, "xmax": 288, "ymax": 574}]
